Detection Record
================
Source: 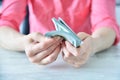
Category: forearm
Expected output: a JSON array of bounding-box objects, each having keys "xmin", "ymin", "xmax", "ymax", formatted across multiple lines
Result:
[
  {"xmin": 91, "ymin": 27, "xmax": 116, "ymax": 53},
  {"xmin": 0, "ymin": 26, "xmax": 26, "ymax": 51}
]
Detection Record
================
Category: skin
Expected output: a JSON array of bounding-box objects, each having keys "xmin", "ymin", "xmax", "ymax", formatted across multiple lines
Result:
[
  {"xmin": 0, "ymin": 26, "xmax": 116, "ymax": 67},
  {"xmin": 0, "ymin": 26, "xmax": 62, "ymax": 65},
  {"xmin": 62, "ymin": 27, "xmax": 116, "ymax": 67}
]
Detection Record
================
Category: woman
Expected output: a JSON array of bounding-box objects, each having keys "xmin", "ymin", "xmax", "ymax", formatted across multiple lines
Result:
[{"xmin": 0, "ymin": 0, "xmax": 120, "ymax": 67}]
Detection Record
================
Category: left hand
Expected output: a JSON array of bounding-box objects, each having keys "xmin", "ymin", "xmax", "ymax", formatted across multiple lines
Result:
[{"xmin": 62, "ymin": 32, "xmax": 95, "ymax": 68}]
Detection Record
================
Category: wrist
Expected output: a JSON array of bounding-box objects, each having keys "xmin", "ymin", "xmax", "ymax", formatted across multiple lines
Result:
[
  {"xmin": 6, "ymin": 35, "xmax": 27, "ymax": 51},
  {"xmin": 91, "ymin": 36, "xmax": 103, "ymax": 54},
  {"xmin": 12, "ymin": 35, "xmax": 34, "ymax": 51},
  {"xmin": 91, "ymin": 27, "xmax": 116, "ymax": 53}
]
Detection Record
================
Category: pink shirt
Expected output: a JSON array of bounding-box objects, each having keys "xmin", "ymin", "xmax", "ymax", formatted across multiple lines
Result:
[{"xmin": 0, "ymin": 0, "xmax": 120, "ymax": 44}]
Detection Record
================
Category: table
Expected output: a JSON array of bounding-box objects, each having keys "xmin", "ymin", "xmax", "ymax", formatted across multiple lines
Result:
[{"xmin": 0, "ymin": 43, "xmax": 120, "ymax": 80}]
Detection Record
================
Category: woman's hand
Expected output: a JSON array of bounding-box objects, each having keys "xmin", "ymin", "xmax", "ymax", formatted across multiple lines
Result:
[
  {"xmin": 62, "ymin": 32, "xmax": 95, "ymax": 68},
  {"xmin": 62, "ymin": 27, "xmax": 116, "ymax": 68},
  {"xmin": 0, "ymin": 27, "xmax": 62, "ymax": 65},
  {"xmin": 24, "ymin": 32, "xmax": 62, "ymax": 65}
]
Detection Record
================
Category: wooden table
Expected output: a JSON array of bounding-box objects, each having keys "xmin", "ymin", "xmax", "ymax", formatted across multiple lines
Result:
[{"xmin": 0, "ymin": 43, "xmax": 120, "ymax": 80}]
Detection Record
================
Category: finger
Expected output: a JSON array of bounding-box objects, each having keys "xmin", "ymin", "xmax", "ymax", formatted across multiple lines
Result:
[
  {"xmin": 79, "ymin": 36, "xmax": 93, "ymax": 56},
  {"xmin": 74, "ymin": 51, "xmax": 90, "ymax": 67},
  {"xmin": 62, "ymin": 47, "xmax": 76, "ymax": 66},
  {"xmin": 80, "ymin": 50, "xmax": 90, "ymax": 62},
  {"xmin": 77, "ymin": 32, "xmax": 90, "ymax": 41},
  {"xmin": 62, "ymin": 43, "xmax": 72, "ymax": 58},
  {"xmin": 28, "ymin": 41, "xmax": 61, "ymax": 64},
  {"xmin": 25, "ymin": 42, "xmax": 38, "ymax": 57},
  {"xmin": 25, "ymin": 37, "xmax": 62, "ymax": 57},
  {"xmin": 39, "ymin": 45, "xmax": 61, "ymax": 65},
  {"xmin": 62, "ymin": 45, "xmax": 84, "ymax": 68},
  {"xmin": 72, "ymin": 48, "xmax": 91, "ymax": 68},
  {"xmin": 62, "ymin": 45, "xmax": 74, "ymax": 64},
  {"xmin": 65, "ymin": 41, "xmax": 81, "ymax": 56}
]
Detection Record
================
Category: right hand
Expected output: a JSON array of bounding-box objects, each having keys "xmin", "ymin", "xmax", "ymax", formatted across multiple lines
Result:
[{"xmin": 24, "ymin": 32, "xmax": 62, "ymax": 65}]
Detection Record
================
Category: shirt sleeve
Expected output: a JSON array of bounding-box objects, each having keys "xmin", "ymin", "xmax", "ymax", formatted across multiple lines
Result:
[
  {"xmin": 91, "ymin": 0, "xmax": 120, "ymax": 45},
  {"xmin": 0, "ymin": 0, "xmax": 27, "ymax": 31}
]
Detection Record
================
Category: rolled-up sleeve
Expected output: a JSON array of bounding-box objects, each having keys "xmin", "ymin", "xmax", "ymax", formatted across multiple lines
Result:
[
  {"xmin": 0, "ymin": 0, "xmax": 27, "ymax": 31},
  {"xmin": 91, "ymin": 0, "xmax": 120, "ymax": 45}
]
